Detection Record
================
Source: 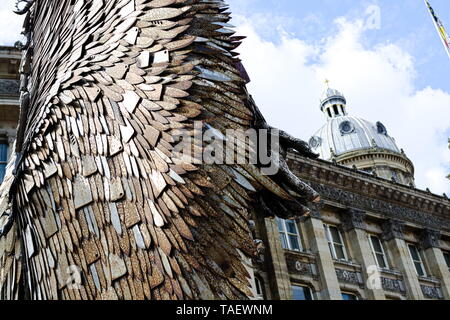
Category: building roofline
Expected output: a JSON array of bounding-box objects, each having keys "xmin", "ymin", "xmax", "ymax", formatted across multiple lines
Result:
[
  {"xmin": 0, "ymin": 45, "xmax": 20, "ymax": 51},
  {"xmin": 0, "ymin": 46, "xmax": 21, "ymax": 60},
  {"xmin": 334, "ymin": 147, "xmax": 415, "ymax": 175}
]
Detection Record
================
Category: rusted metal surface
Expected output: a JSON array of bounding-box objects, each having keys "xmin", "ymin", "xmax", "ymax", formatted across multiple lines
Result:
[{"xmin": 0, "ymin": 0, "xmax": 318, "ymax": 300}]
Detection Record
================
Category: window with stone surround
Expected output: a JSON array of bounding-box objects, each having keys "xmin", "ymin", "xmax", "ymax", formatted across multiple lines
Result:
[
  {"xmin": 252, "ymin": 275, "xmax": 265, "ymax": 299},
  {"xmin": 276, "ymin": 218, "xmax": 302, "ymax": 252},
  {"xmin": 385, "ymin": 295, "xmax": 402, "ymax": 300},
  {"xmin": 341, "ymin": 292, "xmax": 359, "ymax": 300},
  {"xmin": 0, "ymin": 140, "xmax": 8, "ymax": 183},
  {"xmin": 324, "ymin": 224, "xmax": 348, "ymax": 261},
  {"xmin": 369, "ymin": 235, "xmax": 389, "ymax": 269},
  {"xmin": 407, "ymin": 244, "xmax": 427, "ymax": 277},
  {"xmin": 291, "ymin": 284, "xmax": 314, "ymax": 300},
  {"xmin": 443, "ymin": 251, "xmax": 450, "ymax": 273}
]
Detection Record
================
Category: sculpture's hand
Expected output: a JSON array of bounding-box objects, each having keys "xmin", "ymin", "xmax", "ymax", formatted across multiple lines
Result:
[
  {"xmin": 247, "ymin": 92, "xmax": 321, "ymax": 210},
  {"xmin": 272, "ymin": 144, "xmax": 321, "ymax": 204},
  {"xmin": 279, "ymin": 130, "xmax": 319, "ymax": 159}
]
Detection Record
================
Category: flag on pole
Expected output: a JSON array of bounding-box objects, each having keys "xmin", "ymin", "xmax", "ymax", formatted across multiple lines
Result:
[{"xmin": 424, "ymin": 0, "xmax": 450, "ymax": 59}]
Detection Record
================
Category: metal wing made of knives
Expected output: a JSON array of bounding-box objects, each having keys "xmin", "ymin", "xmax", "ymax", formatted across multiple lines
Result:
[{"xmin": 0, "ymin": 0, "xmax": 319, "ymax": 300}]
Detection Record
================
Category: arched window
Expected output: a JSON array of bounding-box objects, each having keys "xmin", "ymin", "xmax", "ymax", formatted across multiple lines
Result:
[
  {"xmin": 376, "ymin": 122, "xmax": 388, "ymax": 135},
  {"xmin": 0, "ymin": 140, "xmax": 8, "ymax": 183},
  {"xmin": 333, "ymin": 104, "xmax": 339, "ymax": 116},
  {"xmin": 254, "ymin": 276, "xmax": 265, "ymax": 299},
  {"xmin": 339, "ymin": 121, "xmax": 354, "ymax": 135},
  {"xmin": 391, "ymin": 170, "xmax": 399, "ymax": 183}
]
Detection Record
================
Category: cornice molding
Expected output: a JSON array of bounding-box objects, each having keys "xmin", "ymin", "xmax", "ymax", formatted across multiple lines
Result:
[
  {"xmin": 419, "ymin": 229, "xmax": 441, "ymax": 249},
  {"xmin": 287, "ymin": 153, "xmax": 450, "ymax": 224},
  {"xmin": 308, "ymin": 182, "xmax": 449, "ymax": 231},
  {"xmin": 342, "ymin": 209, "xmax": 367, "ymax": 231}
]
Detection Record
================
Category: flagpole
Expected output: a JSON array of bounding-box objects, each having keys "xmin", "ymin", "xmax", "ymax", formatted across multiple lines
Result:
[{"xmin": 424, "ymin": 0, "xmax": 450, "ymax": 59}]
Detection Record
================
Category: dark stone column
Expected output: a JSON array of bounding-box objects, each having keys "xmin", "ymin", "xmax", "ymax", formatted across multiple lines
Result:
[
  {"xmin": 419, "ymin": 229, "xmax": 449, "ymax": 299},
  {"xmin": 342, "ymin": 209, "xmax": 366, "ymax": 232},
  {"xmin": 419, "ymin": 229, "xmax": 441, "ymax": 250}
]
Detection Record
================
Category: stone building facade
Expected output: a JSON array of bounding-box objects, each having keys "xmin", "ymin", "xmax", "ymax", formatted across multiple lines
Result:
[
  {"xmin": 252, "ymin": 87, "xmax": 450, "ymax": 300},
  {"xmin": 0, "ymin": 46, "xmax": 20, "ymax": 182},
  {"xmin": 253, "ymin": 153, "xmax": 450, "ymax": 300}
]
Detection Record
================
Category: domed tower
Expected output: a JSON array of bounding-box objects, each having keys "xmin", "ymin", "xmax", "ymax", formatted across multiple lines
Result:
[{"xmin": 309, "ymin": 85, "xmax": 415, "ymax": 187}]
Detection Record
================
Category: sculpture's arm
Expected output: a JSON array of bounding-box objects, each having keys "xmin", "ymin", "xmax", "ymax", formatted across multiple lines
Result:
[{"xmin": 245, "ymin": 91, "xmax": 320, "ymax": 205}]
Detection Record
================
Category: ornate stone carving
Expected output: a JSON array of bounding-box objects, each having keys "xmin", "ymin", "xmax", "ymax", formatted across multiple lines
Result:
[
  {"xmin": 421, "ymin": 285, "xmax": 443, "ymax": 299},
  {"xmin": 292, "ymin": 260, "xmax": 312, "ymax": 275},
  {"xmin": 381, "ymin": 277, "xmax": 406, "ymax": 294},
  {"xmin": 307, "ymin": 182, "xmax": 449, "ymax": 230},
  {"xmin": 419, "ymin": 229, "xmax": 441, "ymax": 249},
  {"xmin": 342, "ymin": 209, "xmax": 366, "ymax": 231},
  {"xmin": 381, "ymin": 219, "xmax": 405, "ymax": 241},
  {"xmin": 335, "ymin": 268, "xmax": 364, "ymax": 288},
  {"xmin": 285, "ymin": 253, "xmax": 319, "ymax": 280},
  {"xmin": 309, "ymin": 201, "xmax": 324, "ymax": 220},
  {"xmin": 0, "ymin": 130, "xmax": 16, "ymax": 146},
  {"xmin": 0, "ymin": 79, "xmax": 19, "ymax": 96}
]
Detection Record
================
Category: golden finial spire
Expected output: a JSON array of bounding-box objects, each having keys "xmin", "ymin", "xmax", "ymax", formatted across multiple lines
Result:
[{"xmin": 325, "ymin": 79, "xmax": 330, "ymax": 88}]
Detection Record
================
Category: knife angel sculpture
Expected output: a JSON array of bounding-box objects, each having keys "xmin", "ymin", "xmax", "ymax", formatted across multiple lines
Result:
[{"xmin": 0, "ymin": 0, "xmax": 319, "ymax": 300}]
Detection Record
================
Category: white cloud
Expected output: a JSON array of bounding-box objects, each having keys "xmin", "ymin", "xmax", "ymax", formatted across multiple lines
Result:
[
  {"xmin": 0, "ymin": 0, "xmax": 24, "ymax": 46},
  {"xmin": 235, "ymin": 15, "xmax": 450, "ymax": 195},
  {"xmin": 0, "ymin": 2, "xmax": 448, "ymax": 194},
  {"xmin": 425, "ymin": 167, "xmax": 450, "ymax": 194}
]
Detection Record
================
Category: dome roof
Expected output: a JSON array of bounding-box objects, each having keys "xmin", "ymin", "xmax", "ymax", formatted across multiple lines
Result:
[
  {"xmin": 309, "ymin": 115, "xmax": 401, "ymax": 160},
  {"xmin": 319, "ymin": 86, "xmax": 347, "ymax": 114},
  {"xmin": 310, "ymin": 85, "xmax": 414, "ymax": 186}
]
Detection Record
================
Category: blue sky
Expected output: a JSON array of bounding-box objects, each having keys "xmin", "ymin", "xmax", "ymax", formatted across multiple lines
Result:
[
  {"xmin": 0, "ymin": 0, "xmax": 449, "ymax": 194},
  {"xmin": 227, "ymin": 0, "xmax": 450, "ymax": 194},
  {"xmin": 228, "ymin": 0, "xmax": 450, "ymax": 92}
]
